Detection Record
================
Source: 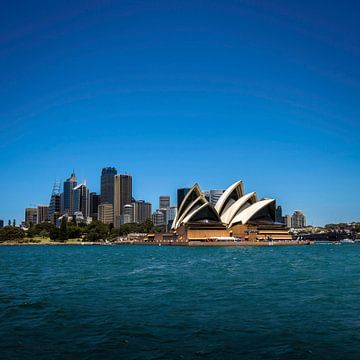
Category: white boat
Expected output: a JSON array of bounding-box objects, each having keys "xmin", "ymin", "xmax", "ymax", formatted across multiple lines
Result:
[{"xmin": 340, "ymin": 239, "xmax": 355, "ymax": 244}]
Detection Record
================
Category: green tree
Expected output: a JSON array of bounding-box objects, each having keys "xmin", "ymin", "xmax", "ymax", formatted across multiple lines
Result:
[
  {"xmin": 0, "ymin": 226, "xmax": 25, "ymax": 242},
  {"xmin": 59, "ymin": 217, "xmax": 69, "ymax": 241}
]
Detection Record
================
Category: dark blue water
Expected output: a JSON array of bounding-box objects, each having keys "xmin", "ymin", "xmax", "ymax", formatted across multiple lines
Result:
[{"xmin": 1, "ymin": 245, "xmax": 360, "ymax": 359}]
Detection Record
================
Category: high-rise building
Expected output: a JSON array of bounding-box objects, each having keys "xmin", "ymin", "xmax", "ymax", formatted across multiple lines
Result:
[
  {"xmin": 282, "ymin": 215, "xmax": 291, "ymax": 228},
  {"xmin": 98, "ymin": 203, "xmax": 114, "ymax": 224},
  {"xmin": 37, "ymin": 205, "xmax": 49, "ymax": 224},
  {"xmin": 100, "ymin": 167, "xmax": 117, "ymax": 205},
  {"xmin": 132, "ymin": 200, "xmax": 152, "ymax": 223},
  {"xmin": 177, "ymin": 188, "xmax": 190, "ymax": 209},
  {"xmin": 114, "ymin": 174, "xmax": 132, "ymax": 227},
  {"xmin": 0, "ymin": 220, "xmax": 4, "ymax": 228},
  {"xmin": 120, "ymin": 204, "xmax": 134, "ymax": 225},
  {"xmin": 275, "ymin": 205, "xmax": 283, "ymax": 223},
  {"xmin": 25, "ymin": 208, "xmax": 37, "ymax": 227},
  {"xmin": 159, "ymin": 196, "xmax": 170, "ymax": 209},
  {"xmin": 291, "ymin": 210, "xmax": 306, "ymax": 228},
  {"xmin": 165, "ymin": 206, "xmax": 177, "ymax": 230},
  {"xmin": 152, "ymin": 210, "xmax": 166, "ymax": 226},
  {"xmin": 90, "ymin": 193, "xmax": 101, "ymax": 220},
  {"xmin": 207, "ymin": 190, "xmax": 225, "ymax": 206},
  {"xmin": 73, "ymin": 182, "xmax": 90, "ymax": 218},
  {"xmin": 49, "ymin": 180, "xmax": 61, "ymax": 224},
  {"xmin": 61, "ymin": 172, "xmax": 77, "ymax": 215}
]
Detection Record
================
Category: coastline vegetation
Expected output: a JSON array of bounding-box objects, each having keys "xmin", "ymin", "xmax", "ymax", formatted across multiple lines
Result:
[{"xmin": 0, "ymin": 218, "xmax": 162, "ymax": 244}]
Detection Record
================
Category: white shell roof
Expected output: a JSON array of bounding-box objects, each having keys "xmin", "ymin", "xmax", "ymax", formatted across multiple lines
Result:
[
  {"xmin": 215, "ymin": 180, "xmax": 244, "ymax": 215},
  {"xmin": 220, "ymin": 192, "xmax": 257, "ymax": 225},
  {"xmin": 229, "ymin": 198, "xmax": 275, "ymax": 227}
]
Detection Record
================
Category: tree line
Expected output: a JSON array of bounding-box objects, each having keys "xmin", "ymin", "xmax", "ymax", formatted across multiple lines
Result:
[{"xmin": 0, "ymin": 218, "xmax": 163, "ymax": 243}]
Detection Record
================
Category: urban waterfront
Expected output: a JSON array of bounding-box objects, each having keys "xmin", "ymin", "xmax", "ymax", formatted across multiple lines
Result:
[{"xmin": 1, "ymin": 245, "xmax": 360, "ymax": 359}]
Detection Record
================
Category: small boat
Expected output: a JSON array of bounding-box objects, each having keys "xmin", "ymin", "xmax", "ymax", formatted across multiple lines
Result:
[{"xmin": 340, "ymin": 239, "xmax": 355, "ymax": 244}]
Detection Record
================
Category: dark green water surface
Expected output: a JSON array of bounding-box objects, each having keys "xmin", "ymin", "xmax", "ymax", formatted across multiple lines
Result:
[{"xmin": 1, "ymin": 244, "xmax": 360, "ymax": 359}]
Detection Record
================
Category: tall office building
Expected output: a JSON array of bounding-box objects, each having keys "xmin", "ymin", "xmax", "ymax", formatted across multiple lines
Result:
[
  {"xmin": 49, "ymin": 181, "xmax": 61, "ymax": 224},
  {"xmin": 207, "ymin": 190, "xmax": 225, "ymax": 206},
  {"xmin": 90, "ymin": 192, "xmax": 101, "ymax": 220},
  {"xmin": 73, "ymin": 182, "xmax": 90, "ymax": 218},
  {"xmin": 98, "ymin": 203, "xmax": 114, "ymax": 224},
  {"xmin": 177, "ymin": 188, "xmax": 190, "ymax": 209},
  {"xmin": 37, "ymin": 205, "xmax": 49, "ymax": 224},
  {"xmin": 100, "ymin": 167, "xmax": 117, "ymax": 205},
  {"xmin": 291, "ymin": 210, "xmax": 306, "ymax": 228},
  {"xmin": 152, "ymin": 210, "xmax": 166, "ymax": 226},
  {"xmin": 159, "ymin": 196, "xmax": 170, "ymax": 209},
  {"xmin": 282, "ymin": 215, "xmax": 291, "ymax": 228},
  {"xmin": 25, "ymin": 208, "xmax": 37, "ymax": 227},
  {"xmin": 275, "ymin": 205, "xmax": 283, "ymax": 223},
  {"xmin": 61, "ymin": 171, "xmax": 77, "ymax": 215},
  {"xmin": 121, "ymin": 204, "xmax": 134, "ymax": 225},
  {"xmin": 132, "ymin": 200, "xmax": 152, "ymax": 223},
  {"xmin": 165, "ymin": 206, "xmax": 177, "ymax": 230},
  {"xmin": 114, "ymin": 174, "xmax": 132, "ymax": 227}
]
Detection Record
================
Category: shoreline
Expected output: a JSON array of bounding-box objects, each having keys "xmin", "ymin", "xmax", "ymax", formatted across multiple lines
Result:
[{"xmin": 0, "ymin": 240, "xmax": 312, "ymax": 246}]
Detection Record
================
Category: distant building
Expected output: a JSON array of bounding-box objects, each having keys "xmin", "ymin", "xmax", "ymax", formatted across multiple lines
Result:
[
  {"xmin": 204, "ymin": 189, "xmax": 226, "ymax": 206},
  {"xmin": 0, "ymin": 220, "xmax": 3, "ymax": 228},
  {"xmin": 291, "ymin": 210, "xmax": 306, "ymax": 228},
  {"xmin": 282, "ymin": 215, "xmax": 291, "ymax": 228},
  {"xmin": 132, "ymin": 200, "xmax": 152, "ymax": 223},
  {"xmin": 100, "ymin": 167, "xmax": 117, "ymax": 205},
  {"xmin": 90, "ymin": 193, "xmax": 101, "ymax": 220},
  {"xmin": 98, "ymin": 203, "xmax": 113, "ymax": 224},
  {"xmin": 73, "ymin": 182, "xmax": 90, "ymax": 218},
  {"xmin": 177, "ymin": 188, "xmax": 190, "ymax": 209},
  {"xmin": 159, "ymin": 196, "xmax": 170, "ymax": 209},
  {"xmin": 49, "ymin": 180, "xmax": 61, "ymax": 224},
  {"xmin": 120, "ymin": 204, "xmax": 134, "ymax": 225},
  {"xmin": 25, "ymin": 208, "xmax": 37, "ymax": 227},
  {"xmin": 37, "ymin": 205, "xmax": 49, "ymax": 224},
  {"xmin": 114, "ymin": 174, "xmax": 132, "ymax": 227},
  {"xmin": 165, "ymin": 206, "xmax": 177, "ymax": 231},
  {"xmin": 61, "ymin": 171, "xmax": 77, "ymax": 215},
  {"xmin": 275, "ymin": 205, "xmax": 283, "ymax": 223},
  {"xmin": 49, "ymin": 194, "xmax": 61, "ymax": 224},
  {"xmin": 152, "ymin": 210, "xmax": 166, "ymax": 226}
]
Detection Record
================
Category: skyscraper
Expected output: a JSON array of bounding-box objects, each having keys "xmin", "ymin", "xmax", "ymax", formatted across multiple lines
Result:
[
  {"xmin": 25, "ymin": 208, "xmax": 37, "ymax": 227},
  {"xmin": 37, "ymin": 205, "xmax": 49, "ymax": 224},
  {"xmin": 177, "ymin": 188, "xmax": 190, "ymax": 209},
  {"xmin": 98, "ymin": 203, "xmax": 114, "ymax": 224},
  {"xmin": 132, "ymin": 200, "xmax": 152, "ymax": 223},
  {"xmin": 100, "ymin": 167, "xmax": 117, "ymax": 205},
  {"xmin": 61, "ymin": 171, "xmax": 77, "ymax": 215},
  {"xmin": 90, "ymin": 192, "xmax": 101, "ymax": 220},
  {"xmin": 152, "ymin": 210, "xmax": 166, "ymax": 226},
  {"xmin": 291, "ymin": 210, "xmax": 306, "ymax": 228},
  {"xmin": 73, "ymin": 182, "xmax": 90, "ymax": 218},
  {"xmin": 159, "ymin": 196, "xmax": 170, "ymax": 209},
  {"xmin": 114, "ymin": 174, "xmax": 132, "ymax": 227},
  {"xmin": 121, "ymin": 204, "xmax": 134, "ymax": 224},
  {"xmin": 275, "ymin": 205, "xmax": 283, "ymax": 223},
  {"xmin": 49, "ymin": 181, "xmax": 61, "ymax": 224},
  {"xmin": 208, "ymin": 190, "xmax": 225, "ymax": 206}
]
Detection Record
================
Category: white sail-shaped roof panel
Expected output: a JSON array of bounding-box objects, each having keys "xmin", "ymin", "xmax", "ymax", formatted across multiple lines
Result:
[
  {"xmin": 215, "ymin": 181, "xmax": 244, "ymax": 215},
  {"xmin": 220, "ymin": 192, "xmax": 257, "ymax": 225},
  {"xmin": 229, "ymin": 199, "xmax": 275, "ymax": 226}
]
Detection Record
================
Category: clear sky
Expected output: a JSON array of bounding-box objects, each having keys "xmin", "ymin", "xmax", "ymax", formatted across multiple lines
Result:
[{"xmin": 0, "ymin": 0, "xmax": 359, "ymax": 226}]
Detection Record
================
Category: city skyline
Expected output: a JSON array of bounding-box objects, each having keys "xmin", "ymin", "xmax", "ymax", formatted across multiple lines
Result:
[{"xmin": 0, "ymin": 1, "xmax": 359, "ymax": 225}]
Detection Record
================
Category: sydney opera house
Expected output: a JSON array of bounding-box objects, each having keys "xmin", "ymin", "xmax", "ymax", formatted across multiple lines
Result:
[{"xmin": 171, "ymin": 181, "xmax": 291, "ymax": 242}]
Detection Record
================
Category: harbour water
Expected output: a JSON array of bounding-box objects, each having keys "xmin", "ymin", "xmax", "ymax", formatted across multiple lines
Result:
[{"xmin": 1, "ymin": 244, "xmax": 360, "ymax": 359}]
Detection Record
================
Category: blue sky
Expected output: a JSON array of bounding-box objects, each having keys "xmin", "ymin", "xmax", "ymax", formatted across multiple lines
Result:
[{"xmin": 0, "ymin": 0, "xmax": 359, "ymax": 225}]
